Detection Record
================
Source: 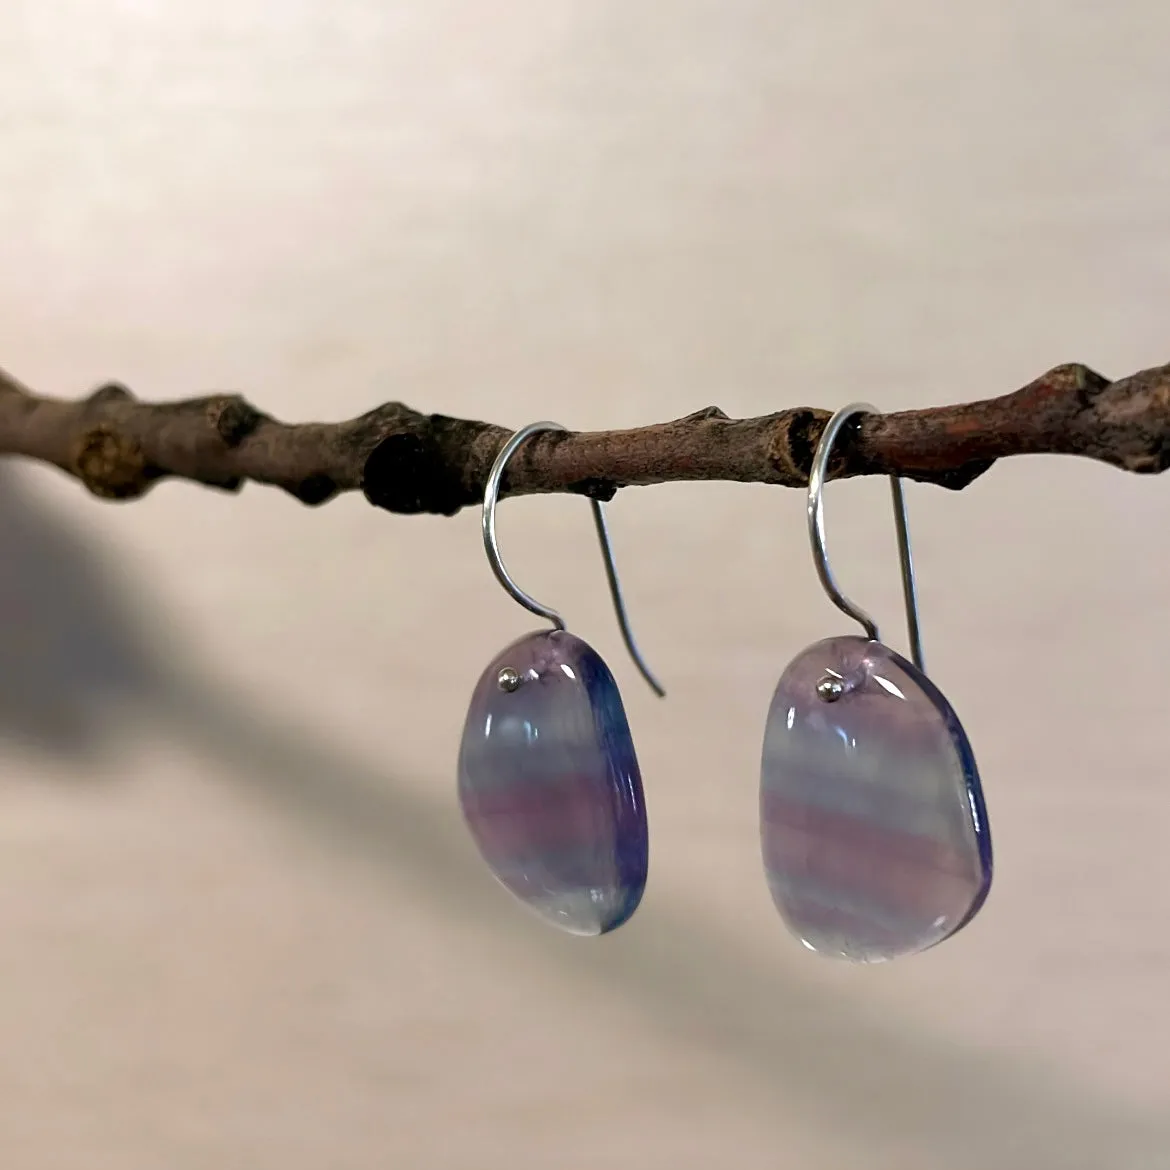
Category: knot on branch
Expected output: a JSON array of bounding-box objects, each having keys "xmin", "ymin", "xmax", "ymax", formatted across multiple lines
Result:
[
  {"xmin": 768, "ymin": 407, "xmax": 832, "ymax": 483},
  {"xmin": 87, "ymin": 381, "xmax": 135, "ymax": 406},
  {"xmin": 207, "ymin": 396, "xmax": 265, "ymax": 447},
  {"xmin": 565, "ymin": 477, "xmax": 618, "ymax": 502},
  {"xmin": 72, "ymin": 425, "xmax": 154, "ymax": 500},
  {"xmin": 362, "ymin": 425, "xmax": 479, "ymax": 515}
]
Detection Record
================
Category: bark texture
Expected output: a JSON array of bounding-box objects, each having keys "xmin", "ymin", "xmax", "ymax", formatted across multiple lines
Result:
[{"xmin": 1, "ymin": 359, "xmax": 1166, "ymax": 514}]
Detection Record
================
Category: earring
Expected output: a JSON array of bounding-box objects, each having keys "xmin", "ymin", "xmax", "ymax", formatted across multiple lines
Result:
[
  {"xmin": 458, "ymin": 422, "xmax": 665, "ymax": 937},
  {"xmin": 760, "ymin": 404, "xmax": 993, "ymax": 962}
]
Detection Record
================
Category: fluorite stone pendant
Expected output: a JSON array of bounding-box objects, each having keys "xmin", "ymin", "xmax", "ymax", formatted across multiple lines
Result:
[
  {"xmin": 458, "ymin": 629, "xmax": 649, "ymax": 936},
  {"xmin": 760, "ymin": 635, "xmax": 992, "ymax": 962}
]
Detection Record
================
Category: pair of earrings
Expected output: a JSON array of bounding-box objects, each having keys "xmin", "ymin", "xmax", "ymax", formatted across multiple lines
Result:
[{"xmin": 456, "ymin": 409, "xmax": 993, "ymax": 961}]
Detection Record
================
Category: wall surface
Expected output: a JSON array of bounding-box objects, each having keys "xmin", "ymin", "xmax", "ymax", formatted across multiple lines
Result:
[{"xmin": 1, "ymin": 4, "xmax": 1169, "ymax": 1167}]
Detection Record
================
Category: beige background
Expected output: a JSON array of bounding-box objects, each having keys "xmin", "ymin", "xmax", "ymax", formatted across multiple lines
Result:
[{"xmin": 2, "ymin": 3, "xmax": 1169, "ymax": 1168}]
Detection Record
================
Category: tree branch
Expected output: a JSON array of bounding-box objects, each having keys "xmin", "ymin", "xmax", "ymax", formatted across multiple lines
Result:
[{"xmin": 1, "ymin": 359, "xmax": 1168, "ymax": 515}]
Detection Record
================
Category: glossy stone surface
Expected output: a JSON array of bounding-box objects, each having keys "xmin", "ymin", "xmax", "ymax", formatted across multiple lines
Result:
[
  {"xmin": 760, "ymin": 635, "xmax": 992, "ymax": 962},
  {"xmin": 458, "ymin": 629, "xmax": 648, "ymax": 936}
]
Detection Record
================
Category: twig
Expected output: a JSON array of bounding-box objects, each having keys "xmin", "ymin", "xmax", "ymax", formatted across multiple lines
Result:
[{"xmin": 1, "ymin": 359, "xmax": 1167, "ymax": 515}]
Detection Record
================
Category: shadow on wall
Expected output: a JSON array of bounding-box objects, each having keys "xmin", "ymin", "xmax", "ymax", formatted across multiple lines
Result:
[
  {"xmin": 0, "ymin": 461, "xmax": 1165, "ymax": 1170},
  {"xmin": 0, "ymin": 466, "xmax": 166, "ymax": 759}
]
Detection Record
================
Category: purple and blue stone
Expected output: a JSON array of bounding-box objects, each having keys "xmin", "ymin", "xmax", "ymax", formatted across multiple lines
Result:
[
  {"xmin": 760, "ymin": 635, "xmax": 992, "ymax": 962},
  {"xmin": 458, "ymin": 629, "xmax": 648, "ymax": 936}
]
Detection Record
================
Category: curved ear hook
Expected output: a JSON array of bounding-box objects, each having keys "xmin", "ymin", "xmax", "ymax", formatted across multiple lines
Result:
[
  {"xmin": 807, "ymin": 403, "xmax": 925, "ymax": 672},
  {"xmin": 482, "ymin": 421, "xmax": 666, "ymax": 698}
]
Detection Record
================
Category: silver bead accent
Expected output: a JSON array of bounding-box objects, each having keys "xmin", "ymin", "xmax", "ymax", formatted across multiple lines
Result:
[
  {"xmin": 815, "ymin": 674, "xmax": 846, "ymax": 703},
  {"xmin": 497, "ymin": 667, "xmax": 522, "ymax": 692}
]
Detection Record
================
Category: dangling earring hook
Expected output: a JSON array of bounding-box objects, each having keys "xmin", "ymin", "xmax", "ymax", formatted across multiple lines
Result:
[
  {"xmin": 482, "ymin": 421, "xmax": 666, "ymax": 698},
  {"xmin": 807, "ymin": 403, "xmax": 925, "ymax": 672}
]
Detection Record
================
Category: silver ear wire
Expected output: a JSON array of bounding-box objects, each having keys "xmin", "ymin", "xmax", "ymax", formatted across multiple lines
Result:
[
  {"xmin": 481, "ymin": 421, "xmax": 665, "ymax": 697},
  {"xmin": 807, "ymin": 404, "xmax": 924, "ymax": 671}
]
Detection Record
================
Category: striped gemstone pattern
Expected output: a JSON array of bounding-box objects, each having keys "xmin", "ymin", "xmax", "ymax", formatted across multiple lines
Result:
[
  {"xmin": 760, "ymin": 635, "xmax": 992, "ymax": 962},
  {"xmin": 458, "ymin": 629, "xmax": 648, "ymax": 936}
]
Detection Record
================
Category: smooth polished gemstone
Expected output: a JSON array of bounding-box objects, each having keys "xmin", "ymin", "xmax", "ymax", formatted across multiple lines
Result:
[
  {"xmin": 458, "ymin": 629, "xmax": 648, "ymax": 936},
  {"xmin": 760, "ymin": 635, "xmax": 992, "ymax": 962}
]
